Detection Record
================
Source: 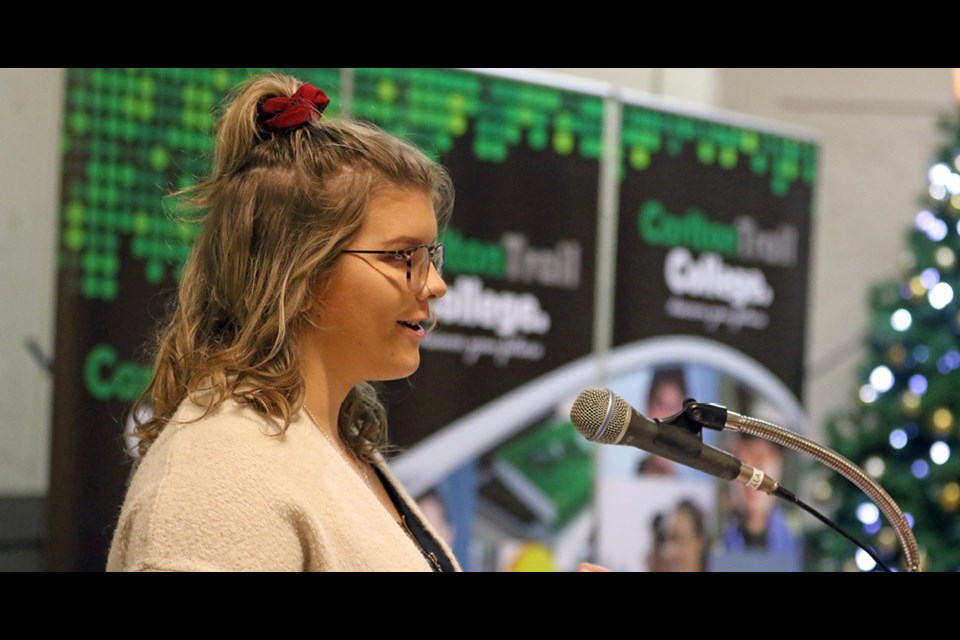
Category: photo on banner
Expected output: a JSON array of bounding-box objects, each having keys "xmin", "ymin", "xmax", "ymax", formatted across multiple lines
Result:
[{"xmin": 596, "ymin": 363, "xmax": 805, "ymax": 571}]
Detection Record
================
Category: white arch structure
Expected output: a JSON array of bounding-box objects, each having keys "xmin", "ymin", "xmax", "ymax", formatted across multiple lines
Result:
[{"xmin": 393, "ymin": 335, "xmax": 807, "ymax": 495}]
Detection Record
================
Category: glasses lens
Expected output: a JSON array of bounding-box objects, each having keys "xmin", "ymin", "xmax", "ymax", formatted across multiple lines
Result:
[
  {"xmin": 432, "ymin": 244, "xmax": 444, "ymax": 276},
  {"xmin": 410, "ymin": 245, "xmax": 443, "ymax": 292},
  {"xmin": 410, "ymin": 246, "xmax": 428, "ymax": 292}
]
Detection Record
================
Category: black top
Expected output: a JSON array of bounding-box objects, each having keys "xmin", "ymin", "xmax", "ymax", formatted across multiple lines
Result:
[{"xmin": 374, "ymin": 466, "xmax": 458, "ymax": 572}]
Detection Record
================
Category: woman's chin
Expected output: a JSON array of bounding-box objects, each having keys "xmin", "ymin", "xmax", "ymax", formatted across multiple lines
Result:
[{"xmin": 375, "ymin": 355, "xmax": 421, "ymax": 382}]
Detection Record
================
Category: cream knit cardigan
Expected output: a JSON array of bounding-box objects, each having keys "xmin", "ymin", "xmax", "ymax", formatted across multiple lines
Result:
[{"xmin": 107, "ymin": 396, "xmax": 461, "ymax": 572}]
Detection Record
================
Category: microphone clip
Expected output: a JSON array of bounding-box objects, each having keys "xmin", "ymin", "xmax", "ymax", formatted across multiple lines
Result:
[{"xmin": 658, "ymin": 398, "xmax": 729, "ymax": 436}]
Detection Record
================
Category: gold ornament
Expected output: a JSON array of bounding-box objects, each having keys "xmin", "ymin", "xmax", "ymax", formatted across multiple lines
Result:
[
  {"xmin": 942, "ymin": 482, "xmax": 960, "ymax": 511},
  {"xmin": 876, "ymin": 527, "xmax": 898, "ymax": 553},
  {"xmin": 900, "ymin": 391, "xmax": 921, "ymax": 416},
  {"xmin": 931, "ymin": 407, "xmax": 954, "ymax": 434},
  {"xmin": 887, "ymin": 344, "xmax": 906, "ymax": 366},
  {"xmin": 935, "ymin": 246, "xmax": 957, "ymax": 270},
  {"xmin": 908, "ymin": 276, "xmax": 926, "ymax": 298}
]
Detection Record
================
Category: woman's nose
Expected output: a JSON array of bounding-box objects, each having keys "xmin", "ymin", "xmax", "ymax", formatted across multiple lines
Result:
[{"xmin": 419, "ymin": 262, "xmax": 447, "ymax": 300}]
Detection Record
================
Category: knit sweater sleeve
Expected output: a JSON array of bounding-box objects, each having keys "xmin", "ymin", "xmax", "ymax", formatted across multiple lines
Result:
[{"xmin": 107, "ymin": 411, "xmax": 322, "ymax": 572}]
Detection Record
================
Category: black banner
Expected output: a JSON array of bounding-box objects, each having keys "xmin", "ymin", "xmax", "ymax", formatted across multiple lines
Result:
[{"xmin": 613, "ymin": 103, "xmax": 817, "ymax": 399}]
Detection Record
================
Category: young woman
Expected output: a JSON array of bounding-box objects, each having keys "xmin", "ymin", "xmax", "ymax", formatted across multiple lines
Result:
[{"xmin": 107, "ymin": 73, "xmax": 459, "ymax": 571}]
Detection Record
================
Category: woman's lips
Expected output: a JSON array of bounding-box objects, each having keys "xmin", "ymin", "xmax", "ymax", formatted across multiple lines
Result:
[{"xmin": 397, "ymin": 320, "xmax": 425, "ymax": 337}]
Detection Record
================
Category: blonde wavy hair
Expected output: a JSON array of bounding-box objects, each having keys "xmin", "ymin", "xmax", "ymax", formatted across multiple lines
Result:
[{"xmin": 131, "ymin": 72, "xmax": 454, "ymax": 463}]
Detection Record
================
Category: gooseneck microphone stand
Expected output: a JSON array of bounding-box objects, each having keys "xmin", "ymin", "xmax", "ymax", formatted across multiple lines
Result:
[{"xmin": 675, "ymin": 400, "xmax": 922, "ymax": 572}]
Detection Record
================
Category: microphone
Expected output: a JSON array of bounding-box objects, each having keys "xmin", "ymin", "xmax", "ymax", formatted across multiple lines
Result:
[{"xmin": 570, "ymin": 387, "xmax": 779, "ymax": 494}]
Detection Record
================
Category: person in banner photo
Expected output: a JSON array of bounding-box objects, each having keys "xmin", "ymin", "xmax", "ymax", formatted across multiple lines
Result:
[
  {"xmin": 720, "ymin": 433, "xmax": 803, "ymax": 565},
  {"xmin": 636, "ymin": 366, "xmax": 687, "ymax": 477},
  {"xmin": 106, "ymin": 72, "xmax": 464, "ymax": 571},
  {"xmin": 715, "ymin": 397, "xmax": 803, "ymax": 571},
  {"xmin": 660, "ymin": 499, "xmax": 710, "ymax": 572}
]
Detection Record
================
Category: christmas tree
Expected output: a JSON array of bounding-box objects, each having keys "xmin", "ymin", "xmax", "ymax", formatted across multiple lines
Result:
[{"xmin": 811, "ymin": 109, "xmax": 960, "ymax": 572}]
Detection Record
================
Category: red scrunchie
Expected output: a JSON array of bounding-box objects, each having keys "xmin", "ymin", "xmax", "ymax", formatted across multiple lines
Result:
[{"xmin": 258, "ymin": 83, "xmax": 330, "ymax": 131}]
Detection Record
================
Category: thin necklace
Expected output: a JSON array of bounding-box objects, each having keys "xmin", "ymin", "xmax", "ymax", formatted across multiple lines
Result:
[
  {"xmin": 304, "ymin": 404, "xmax": 439, "ymax": 569},
  {"xmin": 303, "ymin": 404, "xmax": 376, "ymax": 494}
]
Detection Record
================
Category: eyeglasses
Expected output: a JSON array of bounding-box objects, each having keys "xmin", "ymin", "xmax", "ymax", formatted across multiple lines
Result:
[{"xmin": 340, "ymin": 243, "xmax": 444, "ymax": 292}]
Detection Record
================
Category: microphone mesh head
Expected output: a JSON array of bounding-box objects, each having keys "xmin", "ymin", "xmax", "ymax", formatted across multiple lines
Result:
[{"xmin": 569, "ymin": 387, "xmax": 629, "ymax": 445}]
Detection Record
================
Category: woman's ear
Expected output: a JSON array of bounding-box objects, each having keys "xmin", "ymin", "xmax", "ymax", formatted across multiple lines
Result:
[{"xmin": 302, "ymin": 276, "xmax": 332, "ymax": 330}]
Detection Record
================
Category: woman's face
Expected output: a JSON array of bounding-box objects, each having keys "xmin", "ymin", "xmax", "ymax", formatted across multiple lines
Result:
[
  {"xmin": 310, "ymin": 187, "xmax": 446, "ymax": 385},
  {"xmin": 648, "ymin": 381, "xmax": 685, "ymax": 419},
  {"xmin": 662, "ymin": 509, "xmax": 705, "ymax": 572}
]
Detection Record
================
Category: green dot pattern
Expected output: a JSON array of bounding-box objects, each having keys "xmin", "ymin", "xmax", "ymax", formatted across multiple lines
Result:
[
  {"xmin": 352, "ymin": 68, "xmax": 605, "ymax": 164},
  {"xmin": 59, "ymin": 68, "xmax": 341, "ymax": 300},
  {"xmin": 60, "ymin": 69, "xmax": 815, "ymax": 301},
  {"xmin": 621, "ymin": 106, "xmax": 818, "ymax": 196}
]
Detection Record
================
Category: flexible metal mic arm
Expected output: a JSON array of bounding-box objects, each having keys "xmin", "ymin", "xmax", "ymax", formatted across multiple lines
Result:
[{"xmin": 676, "ymin": 400, "xmax": 922, "ymax": 572}]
